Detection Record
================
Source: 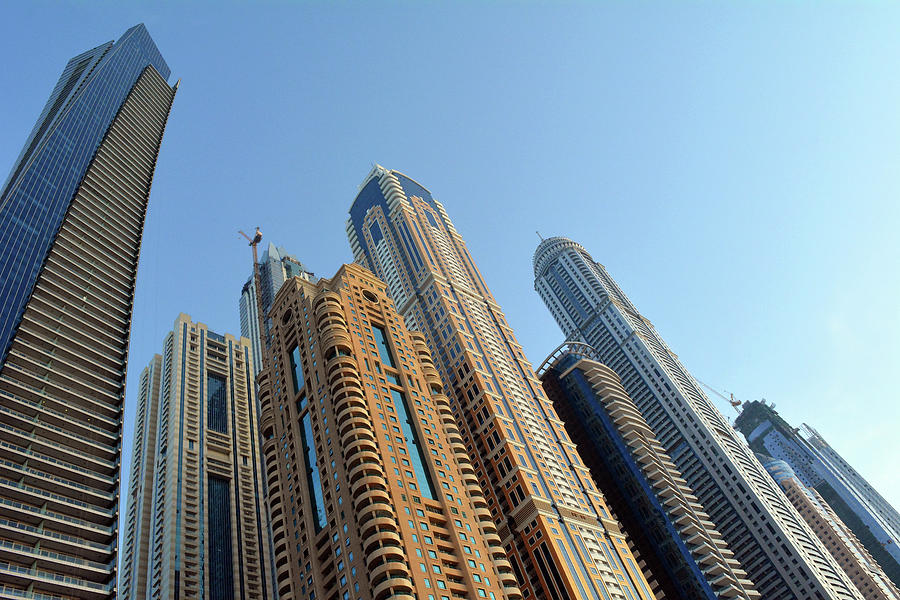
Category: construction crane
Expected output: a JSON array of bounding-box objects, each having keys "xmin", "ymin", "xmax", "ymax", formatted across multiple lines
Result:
[
  {"xmin": 239, "ymin": 227, "xmax": 269, "ymax": 372},
  {"xmin": 697, "ymin": 380, "xmax": 743, "ymax": 412}
]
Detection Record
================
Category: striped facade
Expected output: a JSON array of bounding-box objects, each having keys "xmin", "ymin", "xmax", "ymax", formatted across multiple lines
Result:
[
  {"xmin": 346, "ymin": 166, "xmax": 655, "ymax": 600},
  {"xmin": 532, "ymin": 236, "xmax": 865, "ymax": 600},
  {"xmin": 124, "ymin": 314, "xmax": 273, "ymax": 600},
  {"xmin": 258, "ymin": 263, "xmax": 521, "ymax": 600},
  {"xmin": 762, "ymin": 459, "xmax": 900, "ymax": 600},
  {"xmin": 0, "ymin": 25, "xmax": 175, "ymax": 600},
  {"xmin": 735, "ymin": 400, "xmax": 900, "ymax": 588},
  {"xmin": 538, "ymin": 343, "xmax": 758, "ymax": 600},
  {"xmin": 120, "ymin": 354, "xmax": 164, "ymax": 599}
]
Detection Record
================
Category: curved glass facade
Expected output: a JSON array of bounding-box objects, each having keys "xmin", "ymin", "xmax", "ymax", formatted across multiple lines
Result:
[{"xmin": 0, "ymin": 24, "xmax": 170, "ymax": 363}]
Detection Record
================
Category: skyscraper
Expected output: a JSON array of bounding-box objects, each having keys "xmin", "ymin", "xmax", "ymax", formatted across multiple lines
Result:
[
  {"xmin": 120, "ymin": 354, "xmax": 164, "ymax": 600},
  {"xmin": 538, "ymin": 342, "xmax": 758, "ymax": 600},
  {"xmin": 347, "ymin": 166, "xmax": 655, "ymax": 600},
  {"xmin": 0, "ymin": 24, "xmax": 175, "ymax": 599},
  {"xmin": 533, "ymin": 236, "xmax": 864, "ymax": 600},
  {"xmin": 258, "ymin": 263, "xmax": 522, "ymax": 600},
  {"xmin": 239, "ymin": 242, "xmax": 315, "ymax": 375},
  {"xmin": 735, "ymin": 400, "xmax": 900, "ymax": 587},
  {"xmin": 760, "ymin": 457, "xmax": 900, "ymax": 600},
  {"xmin": 122, "ymin": 314, "xmax": 273, "ymax": 600}
]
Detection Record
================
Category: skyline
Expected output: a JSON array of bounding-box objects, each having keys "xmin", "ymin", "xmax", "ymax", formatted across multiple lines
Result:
[{"xmin": 1, "ymin": 0, "xmax": 898, "ymax": 563}]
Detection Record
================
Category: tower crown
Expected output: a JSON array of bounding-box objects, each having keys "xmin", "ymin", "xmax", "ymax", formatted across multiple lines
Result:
[{"xmin": 533, "ymin": 235, "xmax": 588, "ymax": 279}]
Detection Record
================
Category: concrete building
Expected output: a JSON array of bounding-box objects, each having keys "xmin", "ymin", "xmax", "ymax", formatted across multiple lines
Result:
[
  {"xmin": 121, "ymin": 314, "xmax": 273, "ymax": 600},
  {"xmin": 538, "ymin": 342, "xmax": 759, "ymax": 600},
  {"xmin": 346, "ymin": 166, "xmax": 656, "ymax": 600},
  {"xmin": 120, "ymin": 354, "xmax": 164, "ymax": 599},
  {"xmin": 258, "ymin": 263, "xmax": 522, "ymax": 600},
  {"xmin": 533, "ymin": 236, "xmax": 864, "ymax": 600},
  {"xmin": 239, "ymin": 242, "xmax": 315, "ymax": 375},
  {"xmin": 0, "ymin": 24, "xmax": 175, "ymax": 600},
  {"xmin": 735, "ymin": 400, "xmax": 900, "ymax": 588},
  {"xmin": 762, "ymin": 458, "xmax": 900, "ymax": 600}
]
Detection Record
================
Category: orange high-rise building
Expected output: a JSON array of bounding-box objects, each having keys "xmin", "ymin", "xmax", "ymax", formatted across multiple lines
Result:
[
  {"xmin": 258, "ymin": 263, "xmax": 522, "ymax": 600},
  {"xmin": 346, "ymin": 166, "xmax": 656, "ymax": 600}
]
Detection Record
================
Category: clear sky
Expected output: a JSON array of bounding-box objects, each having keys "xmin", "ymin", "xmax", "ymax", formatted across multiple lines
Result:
[{"xmin": 2, "ymin": 0, "xmax": 898, "ymax": 562}]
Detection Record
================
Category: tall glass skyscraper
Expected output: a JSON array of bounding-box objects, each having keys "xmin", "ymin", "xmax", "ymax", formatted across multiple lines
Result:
[
  {"xmin": 735, "ymin": 400, "xmax": 900, "ymax": 588},
  {"xmin": 0, "ymin": 25, "xmax": 176, "ymax": 599},
  {"xmin": 239, "ymin": 242, "xmax": 315, "ymax": 374},
  {"xmin": 347, "ymin": 166, "xmax": 655, "ymax": 600},
  {"xmin": 533, "ymin": 236, "xmax": 864, "ymax": 600}
]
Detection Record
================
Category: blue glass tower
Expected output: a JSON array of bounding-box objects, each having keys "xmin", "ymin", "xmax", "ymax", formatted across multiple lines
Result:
[
  {"xmin": 0, "ymin": 25, "xmax": 176, "ymax": 599},
  {"xmin": 0, "ymin": 24, "xmax": 169, "ymax": 362}
]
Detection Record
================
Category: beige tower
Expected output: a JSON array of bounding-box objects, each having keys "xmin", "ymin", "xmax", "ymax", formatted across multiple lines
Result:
[
  {"xmin": 259, "ymin": 263, "xmax": 522, "ymax": 600},
  {"xmin": 763, "ymin": 458, "xmax": 900, "ymax": 600},
  {"xmin": 122, "ymin": 314, "xmax": 273, "ymax": 600}
]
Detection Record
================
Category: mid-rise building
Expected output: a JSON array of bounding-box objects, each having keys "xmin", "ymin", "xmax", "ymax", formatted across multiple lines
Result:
[
  {"xmin": 0, "ymin": 24, "xmax": 176, "ymax": 599},
  {"xmin": 533, "ymin": 236, "xmax": 864, "ymax": 600},
  {"xmin": 761, "ymin": 457, "xmax": 900, "ymax": 600},
  {"xmin": 538, "ymin": 342, "xmax": 758, "ymax": 600},
  {"xmin": 121, "ymin": 314, "xmax": 273, "ymax": 600},
  {"xmin": 346, "ymin": 166, "xmax": 655, "ymax": 600},
  {"xmin": 239, "ymin": 242, "xmax": 315, "ymax": 374},
  {"xmin": 258, "ymin": 263, "xmax": 522, "ymax": 600},
  {"xmin": 735, "ymin": 400, "xmax": 900, "ymax": 587}
]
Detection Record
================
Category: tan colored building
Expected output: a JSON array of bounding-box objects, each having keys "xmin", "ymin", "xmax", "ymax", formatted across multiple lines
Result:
[
  {"xmin": 259, "ymin": 263, "xmax": 522, "ymax": 600},
  {"xmin": 347, "ymin": 166, "xmax": 657, "ymax": 600},
  {"xmin": 121, "ymin": 314, "xmax": 273, "ymax": 600},
  {"xmin": 764, "ymin": 458, "xmax": 900, "ymax": 600}
]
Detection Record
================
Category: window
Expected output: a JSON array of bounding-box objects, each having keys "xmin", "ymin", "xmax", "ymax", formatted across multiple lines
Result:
[
  {"xmin": 208, "ymin": 476, "xmax": 234, "ymax": 600},
  {"xmin": 289, "ymin": 345, "xmax": 304, "ymax": 394},
  {"xmin": 301, "ymin": 413, "xmax": 327, "ymax": 531},
  {"xmin": 207, "ymin": 373, "xmax": 228, "ymax": 433}
]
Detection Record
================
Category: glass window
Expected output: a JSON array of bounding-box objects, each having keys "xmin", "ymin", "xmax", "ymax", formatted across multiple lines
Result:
[
  {"xmin": 207, "ymin": 373, "xmax": 228, "ymax": 433},
  {"xmin": 289, "ymin": 345, "xmax": 305, "ymax": 394},
  {"xmin": 301, "ymin": 413, "xmax": 327, "ymax": 531}
]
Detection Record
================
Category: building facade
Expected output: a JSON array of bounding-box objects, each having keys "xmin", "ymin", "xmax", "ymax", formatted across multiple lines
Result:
[
  {"xmin": 258, "ymin": 263, "xmax": 522, "ymax": 600},
  {"xmin": 735, "ymin": 400, "xmax": 900, "ymax": 587},
  {"xmin": 762, "ymin": 458, "xmax": 900, "ymax": 600},
  {"xmin": 0, "ymin": 24, "xmax": 176, "ymax": 600},
  {"xmin": 122, "ymin": 314, "xmax": 273, "ymax": 600},
  {"xmin": 538, "ymin": 342, "xmax": 759, "ymax": 600},
  {"xmin": 533, "ymin": 236, "xmax": 864, "ymax": 600},
  {"xmin": 346, "ymin": 166, "xmax": 655, "ymax": 600},
  {"xmin": 240, "ymin": 242, "xmax": 315, "ymax": 375},
  {"xmin": 120, "ymin": 354, "xmax": 164, "ymax": 600}
]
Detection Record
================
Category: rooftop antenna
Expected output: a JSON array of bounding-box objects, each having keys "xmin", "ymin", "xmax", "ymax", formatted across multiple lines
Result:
[{"xmin": 537, "ymin": 231, "xmax": 544, "ymax": 241}]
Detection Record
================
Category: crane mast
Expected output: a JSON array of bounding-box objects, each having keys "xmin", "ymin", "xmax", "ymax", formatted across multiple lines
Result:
[{"xmin": 239, "ymin": 227, "xmax": 269, "ymax": 373}]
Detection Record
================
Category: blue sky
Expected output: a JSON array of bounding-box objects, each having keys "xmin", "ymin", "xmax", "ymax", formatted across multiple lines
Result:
[{"xmin": 2, "ymin": 0, "xmax": 898, "ymax": 558}]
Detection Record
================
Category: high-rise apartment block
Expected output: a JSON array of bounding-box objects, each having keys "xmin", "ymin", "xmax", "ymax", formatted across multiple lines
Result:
[
  {"xmin": 121, "ymin": 314, "xmax": 273, "ymax": 600},
  {"xmin": 120, "ymin": 354, "xmax": 164, "ymax": 599},
  {"xmin": 761, "ymin": 458, "xmax": 900, "ymax": 600},
  {"xmin": 538, "ymin": 342, "xmax": 759, "ymax": 600},
  {"xmin": 240, "ymin": 242, "xmax": 315, "ymax": 374},
  {"xmin": 0, "ymin": 25, "xmax": 175, "ymax": 599},
  {"xmin": 347, "ymin": 166, "xmax": 655, "ymax": 600},
  {"xmin": 533, "ymin": 236, "xmax": 864, "ymax": 600},
  {"xmin": 735, "ymin": 400, "xmax": 900, "ymax": 587},
  {"xmin": 258, "ymin": 263, "xmax": 521, "ymax": 600}
]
